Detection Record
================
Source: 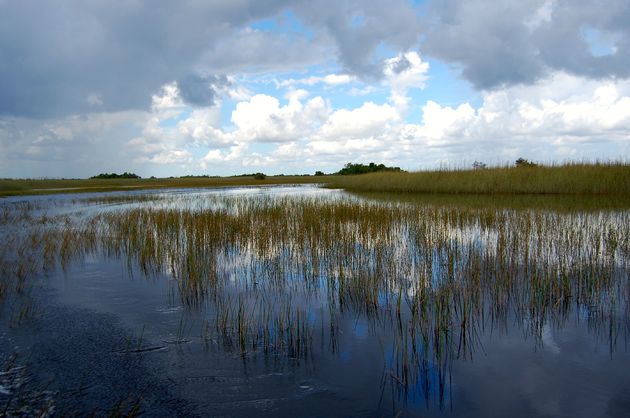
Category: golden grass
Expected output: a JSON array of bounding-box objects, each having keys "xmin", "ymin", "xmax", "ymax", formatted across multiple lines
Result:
[{"xmin": 327, "ymin": 162, "xmax": 630, "ymax": 195}]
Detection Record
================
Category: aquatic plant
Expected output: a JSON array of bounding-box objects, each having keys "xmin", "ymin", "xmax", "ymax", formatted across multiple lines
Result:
[{"xmin": 0, "ymin": 190, "xmax": 629, "ymax": 406}]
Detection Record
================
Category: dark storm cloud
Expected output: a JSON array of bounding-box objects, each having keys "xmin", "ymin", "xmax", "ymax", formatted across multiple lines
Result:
[
  {"xmin": 0, "ymin": 0, "xmax": 421, "ymax": 118},
  {"xmin": 422, "ymin": 0, "xmax": 630, "ymax": 90},
  {"xmin": 0, "ymin": 0, "xmax": 291, "ymax": 118},
  {"xmin": 177, "ymin": 75, "xmax": 230, "ymax": 107},
  {"xmin": 390, "ymin": 55, "xmax": 412, "ymax": 74},
  {"xmin": 293, "ymin": 0, "xmax": 421, "ymax": 77}
]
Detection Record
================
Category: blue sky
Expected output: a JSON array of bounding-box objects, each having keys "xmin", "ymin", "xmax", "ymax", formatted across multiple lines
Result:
[{"xmin": 1, "ymin": 0, "xmax": 629, "ymax": 178}]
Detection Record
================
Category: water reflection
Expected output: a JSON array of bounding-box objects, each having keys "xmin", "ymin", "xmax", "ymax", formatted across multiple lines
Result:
[{"xmin": 1, "ymin": 185, "xmax": 629, "ymax": 416}]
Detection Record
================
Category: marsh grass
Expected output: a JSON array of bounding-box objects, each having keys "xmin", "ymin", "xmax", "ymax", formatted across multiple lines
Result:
[
  {"xmin": 1, "ymin": 191, "xmax": 629, "ymax": 405},
  {"xmin": 0, "ymin": 176, "xmax": 337, "ymax": 197},
  {"xmin": 328, "ymin": 162, "xmax": 630, "ymax": 196}
]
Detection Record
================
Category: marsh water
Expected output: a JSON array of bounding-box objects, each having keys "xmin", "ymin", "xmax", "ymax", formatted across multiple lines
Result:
[{"xmin": 1, "ymin": 185, "xmax": 629, "ymax": 417}]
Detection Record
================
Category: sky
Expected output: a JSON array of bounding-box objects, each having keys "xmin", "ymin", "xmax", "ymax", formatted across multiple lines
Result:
[{"xmin": 1, "ymin": 0, "xmax": 630, "ymax": 178}]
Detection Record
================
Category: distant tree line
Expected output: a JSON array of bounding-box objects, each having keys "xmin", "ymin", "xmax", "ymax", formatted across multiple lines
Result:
[
  {"xmin": 90, "ymin": 172, "xmax": 141, "ymax": 179},
  {"xmin": 336, "ymin": 162, "xmax": 404, "ymax": 175}
]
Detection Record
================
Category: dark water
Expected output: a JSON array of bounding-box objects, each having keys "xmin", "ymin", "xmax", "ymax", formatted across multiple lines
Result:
[{"xmin": 1, "ymin": 185, "xmax": 629, "ymax": 417}]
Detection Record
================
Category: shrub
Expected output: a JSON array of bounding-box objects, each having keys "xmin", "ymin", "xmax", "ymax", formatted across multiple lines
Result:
[{"xmin": 515, "ymin": 158, "xmax": 537, "ymax": 168}]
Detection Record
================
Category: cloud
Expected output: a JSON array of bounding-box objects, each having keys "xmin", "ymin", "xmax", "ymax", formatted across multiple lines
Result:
[
  {"xmin": 406, "ymin": 72, "xmax": 630, "ymax": 162},
  {"xmin": 0, "ymin": 0, "xmax": 422, "ymax": 118},
  {"xmin": 279, "ymin": 73, "xmax": 355, "ymax": 88},
  {"xmin": 260, "ymin": 72, "xmax": 630, "ymax": 172},
  {"xmin": 0, "ymin": 111, "xmax": 148, "ymax": 177},
  {"xmin": 2, "ymin": 70, "xmax": 629, "ymax": 177},
  {"xmin": 383, "ymin": 52, "xmax": 429, "ymax": 111},
  {"xmin": 127, "ymin": 70, "xmax": 630, "ymax": 175},
  {"xmin": 227, "ymin": 91, "xmax": 329, "ymax": 143},
  {"xmin": 422, "ymin": 0, "xmax": 630, "ymax": 89},
  {"xmin": 319, "ymin": 102, "xmax": 400, "ymax": 140},
  {"xmin": 292, "ymin": 0, "xmax": 421, "ymax": 77},
  {"xmin": 177, "ymin": 74, "xmax": 230, "ymax": 107}
]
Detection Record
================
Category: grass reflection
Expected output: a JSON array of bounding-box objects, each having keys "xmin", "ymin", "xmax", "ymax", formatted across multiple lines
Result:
[{"xmin": 1, "ymin": 191, "xmax": 629, "ymax": 407}]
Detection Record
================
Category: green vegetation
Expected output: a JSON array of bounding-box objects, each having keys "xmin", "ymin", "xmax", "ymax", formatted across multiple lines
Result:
[
  {"xmin": 1, "ymin": 192, "xmax": 628, "ymax": 401},
  {"xmin": 2, "ymin": 161, "xmax": 629, "ymax": 198},
  {"xmin": 336, "ymin": 162, "xmax": 404, "ymax": 175},
  {"xmin": 90, "ymin": 172, "xmax": 141, "ymax": 179},
  {"xmin": 328, "ymin": 162, "xmax": 630, "ymax": 195},
  {"xmin": 514, "ymin": 157, "xmax": 538, "ymax": 168}
]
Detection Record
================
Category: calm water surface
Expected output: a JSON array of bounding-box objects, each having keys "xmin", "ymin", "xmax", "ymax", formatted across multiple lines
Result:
[{"xmin": 1, "ymin": 185, "xmax": 629, "ymax": 417}]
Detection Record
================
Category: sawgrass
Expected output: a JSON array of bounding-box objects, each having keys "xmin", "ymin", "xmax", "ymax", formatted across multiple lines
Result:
[
  {"xmin": 1, "ymin": 190, "xmax": 628, "ymax": 403},
  {"xmin": 327, "ymin": 162, "xmax": 630, "ymax": 195}
]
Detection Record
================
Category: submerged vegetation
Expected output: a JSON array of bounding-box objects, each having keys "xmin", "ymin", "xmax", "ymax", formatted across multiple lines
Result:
[
  {"xmin": 328, "ymin": 162, "xmax": 630, "ymax": 195},
  {"xmin": 1, "ymin": 189, "xmax": 629, "ymax": 409}
]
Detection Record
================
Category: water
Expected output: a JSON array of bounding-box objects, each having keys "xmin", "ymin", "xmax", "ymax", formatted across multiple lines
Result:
[{"xmin": 1, "ymin": 185, "xmax": 629, "ymax": 417}]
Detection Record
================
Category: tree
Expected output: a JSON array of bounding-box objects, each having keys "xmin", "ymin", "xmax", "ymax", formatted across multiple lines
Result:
[
  {"xmin": 515, "ymin": 158, "xmax": 537, "ymax": 168},
  {"xmin": 314, "ymin": 171, "xmax": 325, "ymax": 176},
  {"xmin": 90, "ymin": 172, "xmax": 141, "ymax": 179},
  {"xmin": 253, "ymin": 172, "xmax": 266, "ymax": 180},
  {"xmin": 472, "ymin": 161, "xmax": 487, "ymax": 169},
  {"xmin": 336, "ymin": 162, "xmax": 404, "ymax": 175}
]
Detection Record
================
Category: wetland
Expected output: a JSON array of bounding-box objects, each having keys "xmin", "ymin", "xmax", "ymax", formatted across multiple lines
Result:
[{"xmin": 1, "ymin": 184, "xmax": 629, "ymax": 417}]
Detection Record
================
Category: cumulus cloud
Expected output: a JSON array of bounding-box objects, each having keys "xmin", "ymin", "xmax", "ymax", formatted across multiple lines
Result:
[
  {"xmin": 258, "ymin": 72, "xmax": 630, "ymax": 171},
  {"xmin": 319, "ymin": 102, "xmax": 400, "ymax": 140},
  {"xmin": 125, "ymin": 69, "xmax": 630, "ymax": 174},
  {"xmin": 383, "ymin": 52, "xmax": 429, "ymax": 111},
  {"xmin": 228, "ymin": 91, "xmax": 329, "ymax": 143},
  {"xmin": 405, "ymin": 72, "xmax": 630, "ymax": 162}
]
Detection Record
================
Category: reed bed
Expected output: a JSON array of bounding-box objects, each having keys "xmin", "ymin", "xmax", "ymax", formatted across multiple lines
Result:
[
  {"xmin": 328, "ymin": 162, "xmax": 630, "ymax": 195},
  {"xmin": 0, "ymin": 192, "xmax": 629, "ymax": 404}
]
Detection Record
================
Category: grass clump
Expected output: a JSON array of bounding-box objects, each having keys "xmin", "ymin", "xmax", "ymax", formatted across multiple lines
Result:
[{"xmin": 328, "ymin": 162, "xmax": 630, "ymax": 195}]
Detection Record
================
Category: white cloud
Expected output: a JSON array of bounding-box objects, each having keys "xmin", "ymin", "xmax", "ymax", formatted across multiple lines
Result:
[
  {"xmin": 5, "ymin": 68, "xmax": 629, "ymax": 178},
  {"xmin": 319, "ymin": 102, "xmax": 400, "ymax": 140},
  {"xmin": 177, "ymin": 107, "xmax": 227, "ymax": 147},
  {"xmin": 418, "ymin": 101, "xmax": 476, "ymax": 143},
  {"xmin": 398, "ymin": 72, "xmax": 630, "ymax": 165},
  {"xmin": 265, "ymin": 71, "xmax": 630, "ymax": 171},
  {"xmin": 227, "ymin": 92, "xmax": 330, "ymax": 143},
  {"xmin": 200, "ymin": 143, "xmax": 248, "ymax": 168},
  {"xmin": 139, "ymin": 149, "xmax": 194, "ymax": 165},
  {"xmin": 159, "ymin": 70, "xmax": 630, "ymax": 173},
  {"xmin": 383, "ymin": 51, "xmax": 429, "ymax": 112},
  {"xmin": 278, "ymin": 73, "xmax": 355, "ymax": 88}
]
